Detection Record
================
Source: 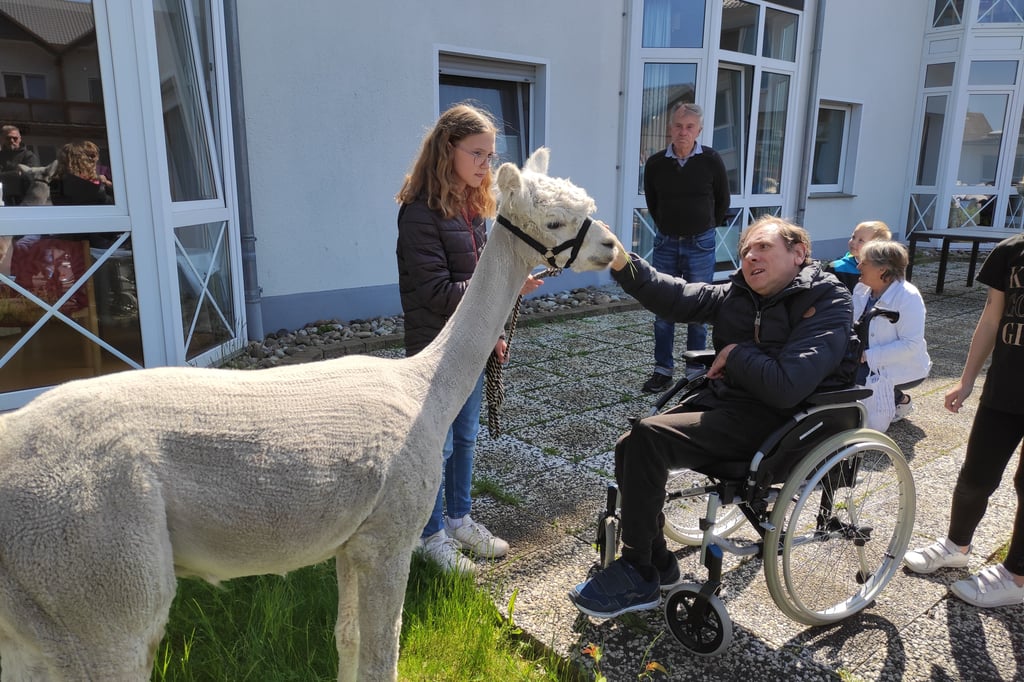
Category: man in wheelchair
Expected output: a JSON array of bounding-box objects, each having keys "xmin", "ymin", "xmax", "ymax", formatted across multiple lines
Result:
[{"xmin": 570, "ymin": 216, "xmax": 854, "ymax": 618}]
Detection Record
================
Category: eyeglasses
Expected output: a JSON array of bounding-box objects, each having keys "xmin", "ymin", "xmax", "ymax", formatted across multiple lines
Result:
[
  {"xmin": 3, "ymin": 135, "xmax": 19, "ymax": 142},
  {"xmin": 455, "ymin": 145, "xmax": 499, "ymax": 168}
]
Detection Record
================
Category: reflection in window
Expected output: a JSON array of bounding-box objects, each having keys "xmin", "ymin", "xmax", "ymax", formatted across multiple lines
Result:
[
  {"xmin": 957, "ymin": 94, "xmax": 1007, "ymax": 186},
  {"xmin": 154, "ymin": 0, "xmax": 218, "ymax": 202},
  {"xmin": 0, "ymin": 232, "xmax": 143, "ymax": 392},
  {"xmin": 642, "ymin": 0, "xmax": 705, "ymax": 48},
  {"xmin": 1014, "ymin": 110, "xmax": 1024, "ymax": 185},
  {"xmin": 439, "ymin": 74, "xmax": 531, "ymax": 168},
  {"xmin": 917, "ymin": 96, "xmax": 946, "ymax": 185},
  {"xmin": 720, "ymin": 1, "xmax": 759, "ymax": 55},
  {"xmin": 176, "ymin": 222, "xmax": 234, "ymax": 359},
  {"xmin": 763, "ymin": 8, "xmax": 798, "ymax": 61},
  {"xmin": 714, "ymin": 64, "xmax": 752, "ymax": 195},
  {"xmin": 977, "ymin": 0, "xmax": 1024, "ymax": 23},
  {"xmin": 924, "ymin": 63, "xmax": 955, "ymax": 88},
  {"xmin": 968, "ymin": 61, "xmax": 1018, "ymax": 86},
  {"xmin": 933, "ymin": 0, "xmax": 964, "ymax": 26},
  {"xmin": 638, "ymin": 63, "xmax": 698, "ymax": 193},
  {"xmin": 0, "ymin": 0, "xmax": 110, "ymax": 206},
  {"xmin": 752, "ymin": 72, "xmax": 789, "ymax": 195},
  {"xmin": 811, "ymin": 106, "xmax": 848, "ymax": 188}
]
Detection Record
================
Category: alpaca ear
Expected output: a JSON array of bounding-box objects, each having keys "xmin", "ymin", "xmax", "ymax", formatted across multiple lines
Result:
[
  {"xmin": 496, "ymin": 161, "xmax": 523, "ymax": 199},
  {"xmin": 524, "ymin": 147, "xmax": 550, "ymax": 174}
]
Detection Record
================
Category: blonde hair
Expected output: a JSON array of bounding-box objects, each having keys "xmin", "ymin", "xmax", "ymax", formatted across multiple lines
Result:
[
  {"xmin": 854, "ymin": 220, "xmax": 892, "ymax": 241},
  {"xmin": 57, "ymin": 140, "xmax": 101, "ymax": 180},
  {"xmin": 396, "ymin": 104, "xmax": 498, "ymax": 220}
]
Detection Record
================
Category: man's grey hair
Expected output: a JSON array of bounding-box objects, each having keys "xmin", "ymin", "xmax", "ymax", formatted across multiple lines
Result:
[{"xmin": 670, "ymin": 102, "xmax": 704, "ymax": 125}]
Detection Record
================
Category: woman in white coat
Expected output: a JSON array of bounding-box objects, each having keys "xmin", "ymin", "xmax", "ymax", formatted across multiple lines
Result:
[{"xmin": 853, "ymin": 240, "xmax": 932, "ymax": 428}]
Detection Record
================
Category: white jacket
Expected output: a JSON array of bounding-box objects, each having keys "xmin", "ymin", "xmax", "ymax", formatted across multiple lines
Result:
[{"xmin": 852, "ymin": 279, "xmax": 932, "ymax": 386}]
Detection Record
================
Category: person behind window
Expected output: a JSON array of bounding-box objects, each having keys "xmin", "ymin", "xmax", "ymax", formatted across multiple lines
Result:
[
  {"xmin": 640, "ymin": 102, "xmax": 731, "ymax": 394},
  {"xmin": 50, "ymin": 140, "xmax": 114, "ymax": 206},
  {"xmin": 395, "ymin": 103, "xmax": 542, "ymax": 574},
  {"xmin": 853, "ymin": 240, "xmax": 931, "ymax": 429},
  {"xmin": 0, "ymin": 125, "xmax": 41, "ymax": 206}
]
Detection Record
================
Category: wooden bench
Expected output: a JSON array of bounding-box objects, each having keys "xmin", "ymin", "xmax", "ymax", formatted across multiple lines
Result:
[{"xmin": 906, "ymin": 227, "xmax": 1021, "ymax": 294}]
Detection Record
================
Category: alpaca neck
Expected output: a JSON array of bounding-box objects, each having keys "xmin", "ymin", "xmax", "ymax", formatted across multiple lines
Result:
[{"xmin": 411, "ymin": 226, "xmax": 532, "ymax": 425}]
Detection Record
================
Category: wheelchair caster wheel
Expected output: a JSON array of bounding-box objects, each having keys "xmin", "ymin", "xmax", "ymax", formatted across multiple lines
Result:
[{"xmin": 663, "ymin": 584, "xmax": 733, "ymax": 656}]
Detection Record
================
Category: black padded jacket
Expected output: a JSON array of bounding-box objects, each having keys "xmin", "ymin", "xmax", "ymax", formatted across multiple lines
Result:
[
  {"xmin": 613, "ymin": 254, "xmax": 853, "ymax": 411},
  {"xmin": 396, "ymin": 199, "xmax": 486, "ymax": 356}
]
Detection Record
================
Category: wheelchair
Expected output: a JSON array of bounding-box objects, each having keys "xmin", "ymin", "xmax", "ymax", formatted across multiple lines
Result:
[{"xmin": 593, "ymin": 349, "xmax": 916, "ymax": 657}]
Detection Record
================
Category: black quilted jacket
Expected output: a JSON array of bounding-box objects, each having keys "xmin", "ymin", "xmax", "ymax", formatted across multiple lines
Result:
[{"xmin": 396, "ymin": 199, "xmax": 486, "ymax": 355}]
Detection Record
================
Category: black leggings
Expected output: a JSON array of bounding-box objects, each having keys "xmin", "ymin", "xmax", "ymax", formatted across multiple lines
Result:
[{"xmin": 948, "ymin": 404, "xmax": 1024, "ymax": 575}]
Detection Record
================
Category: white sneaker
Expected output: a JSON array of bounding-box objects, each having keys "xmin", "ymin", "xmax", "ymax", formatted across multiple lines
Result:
[
  {"xmin": 950, "ymin": 564, "xmax": 1024, "ymax": 608},
  {"xmin": 446, "ymin": 514, "xmax": 509, "ymax": 559},
  {"xmin": 893, "ymin": 396, "xmax": 914, "ymax": 422},
  {"xmin": 418, "ymin": 529, "xmax": 476, "ymax": 575},
  {"xmin": 903, "ymin": 537, "xmax": 970, "ymax": 574}
]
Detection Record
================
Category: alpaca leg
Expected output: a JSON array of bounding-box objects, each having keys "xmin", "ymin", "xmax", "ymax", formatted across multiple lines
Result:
[{"xmin": 334, "ymin": 551, "xmax": 360, "ymax": 682}]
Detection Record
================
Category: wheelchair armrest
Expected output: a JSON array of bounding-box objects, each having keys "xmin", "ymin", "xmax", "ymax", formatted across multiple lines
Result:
[
  {"xmin": 803, "ymin": 387, "xmax": 873, "ymax": 406},
  {"xmin": 681, "ymin": 349, "xmax": 716, "ymax": 367}
]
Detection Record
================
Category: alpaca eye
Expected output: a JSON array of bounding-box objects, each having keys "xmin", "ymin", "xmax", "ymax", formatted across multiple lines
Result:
[{"xmin": 546, "ymin": 221, "xmax": 564, "ymax": 230}]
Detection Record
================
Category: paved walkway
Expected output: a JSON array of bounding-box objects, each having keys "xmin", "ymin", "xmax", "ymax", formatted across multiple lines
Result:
[{"xmin": 367, "ymin": 254, "xmax": 1021, "ymax": 681}]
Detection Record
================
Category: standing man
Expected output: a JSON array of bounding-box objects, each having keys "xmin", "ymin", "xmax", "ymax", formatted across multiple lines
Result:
[
  {"xmin": 641, "ymin": 102, "xmax": 730, "ymax": 393},
  {"xmin": 1, "ymin": 125, "xmax": 40, "ymax": 206}
]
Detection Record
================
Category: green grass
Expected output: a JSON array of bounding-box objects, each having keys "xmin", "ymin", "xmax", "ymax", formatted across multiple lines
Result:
[{"xmin": 151, "ymin": 554, "xmax": 571, "ymax": 681}]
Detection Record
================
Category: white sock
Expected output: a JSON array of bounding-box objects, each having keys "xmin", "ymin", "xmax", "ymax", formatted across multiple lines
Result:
[{"xmin": 448, "ymin": 515, "xmax": 466, "ymax": 529}]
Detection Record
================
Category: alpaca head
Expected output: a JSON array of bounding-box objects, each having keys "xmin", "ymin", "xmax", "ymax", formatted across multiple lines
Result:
[{"xmin": 495, "ymin": 147, "xmax": 619, "ymax": 272}]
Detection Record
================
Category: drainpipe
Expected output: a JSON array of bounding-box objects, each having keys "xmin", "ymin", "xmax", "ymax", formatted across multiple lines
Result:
[
  {"xmin": 795, "ymin": 0, "xmax": 826, "ymax": 228},
  {"xmin": 223, "ymin": 0, "xmax": 264, "ymax": 341}
]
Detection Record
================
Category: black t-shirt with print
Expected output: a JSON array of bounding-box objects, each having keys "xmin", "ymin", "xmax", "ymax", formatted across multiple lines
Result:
[{"xmin": 976, "ymin": 234, "xmax": 1024, "ymax": 413}]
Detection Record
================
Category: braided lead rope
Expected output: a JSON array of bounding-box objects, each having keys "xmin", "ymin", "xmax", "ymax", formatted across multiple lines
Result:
[{"xmin": 485, "ymin": 267, "xmax": 562, "ymax": 438}]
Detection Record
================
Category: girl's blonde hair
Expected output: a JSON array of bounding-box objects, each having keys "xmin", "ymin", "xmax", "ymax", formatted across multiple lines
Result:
[
  {"xmin": 396, "ymin": 103, "xmax": 498, "ymax": 220},
  {"xmin": 855, "ymin": 220, "xmax": 892, "ymax": 241},
  {"xmin": 57, "ymin": 140, "xmax": 100, "ymax": 180}
]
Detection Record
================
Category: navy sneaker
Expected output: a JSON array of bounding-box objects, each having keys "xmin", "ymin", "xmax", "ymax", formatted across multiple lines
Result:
[
  {"xmin": 658, "ymin": 553, "xmax": 682, "ymax": 591},
  {"xmin": 569, "ymin": 557, "xmax": 660, "ymax": 618}
]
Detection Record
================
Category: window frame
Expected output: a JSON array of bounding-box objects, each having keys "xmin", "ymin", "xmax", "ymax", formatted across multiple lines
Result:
[{"xmin": 809, "ymin": 100, "xmax": 861, "ymax": 195}]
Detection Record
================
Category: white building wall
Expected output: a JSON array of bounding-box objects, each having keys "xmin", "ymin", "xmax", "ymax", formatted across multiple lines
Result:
[
  {"xmin": 235, "ymin": 1, "xmax": 627, "ymax": 330},
  {"xmin": 802, "ymin": 0, "xmax": 929, "ymax": 258}
]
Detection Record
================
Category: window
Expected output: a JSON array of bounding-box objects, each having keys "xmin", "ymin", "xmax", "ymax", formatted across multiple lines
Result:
[
  {"xmin": 810, "ymin": 104, "xmax": 855, "ymax": 193},
  {"xmin": 977, "ymin": 0, "xmax": 1024, "ymax": 23},
  {"xmin": 638, "ymin": 62, "xmax": 698, "ymax": 192},
  {"xmin": 642, "ymin": 0, "xmax": 705, "ymax": 48},
  {"xmin": 933, "ymin": 0, "xmax": 964, "ymax": 26},
  {"xmin": 2, "ymin": 73, "xmax": 47, "ymax": 99},
  {"xmin": 438, "ymin": 54, "xmax": 538, "ymax": 168}
]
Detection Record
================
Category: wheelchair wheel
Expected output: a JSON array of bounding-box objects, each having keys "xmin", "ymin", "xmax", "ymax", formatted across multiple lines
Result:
[
  {"xmin": 663, "ymin": 469, "xmax": 745, "ymax": 546},
  {"xmin": 763, "ymin": 429, "xmax": 915, "ymax": 626},
  {"xmin": 663, "ymin": 584, "xmax": 733, "ymax": 656},
  {"xmin": 598, "ymin": 515, "xmax": 618, "ymax": 568}
]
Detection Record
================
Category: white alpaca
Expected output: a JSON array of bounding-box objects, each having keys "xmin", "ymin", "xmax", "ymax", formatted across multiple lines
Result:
[{"xmin": 0, "ymin": 148, "xmax": 617, "ymax": 681}]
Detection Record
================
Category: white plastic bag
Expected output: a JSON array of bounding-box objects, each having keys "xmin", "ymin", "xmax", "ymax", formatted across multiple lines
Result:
[{"xmin": 862, "ymin": 370, "xmax": 896, "ymax": 432}]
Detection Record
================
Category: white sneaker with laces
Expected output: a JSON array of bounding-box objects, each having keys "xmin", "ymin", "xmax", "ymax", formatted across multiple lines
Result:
[
  {"xmin": 950, "ymin": 564, "xmax": 1024, "ymax": 608},
  {"xmin": 446, "ymin": 514, "xmax": 509, "ymax": 559},
  {"xmin": 903, "ymin": 537, "xmax": 970, "ymax": 574},
  {"xmin": 893, "ymin": 396, "xmax": 914, "ymax": 422},
  {"xmin": 418, "ymin": 529, "xmax": 476, "ymax": 575}
]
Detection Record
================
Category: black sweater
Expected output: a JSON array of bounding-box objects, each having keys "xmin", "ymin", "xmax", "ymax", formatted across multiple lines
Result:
[{"xmin": 643, "ymin": 146, "xmax": 730, "ymax": 237}]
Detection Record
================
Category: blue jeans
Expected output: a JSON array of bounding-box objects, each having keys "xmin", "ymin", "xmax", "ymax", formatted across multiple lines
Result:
[
  {"xmin": 422, "ymin": 372, "xmax": 485, "ymax": 538},
  {"xmin": 650, "ymin": 230, "xmax": 716, "ymax": 375}
]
